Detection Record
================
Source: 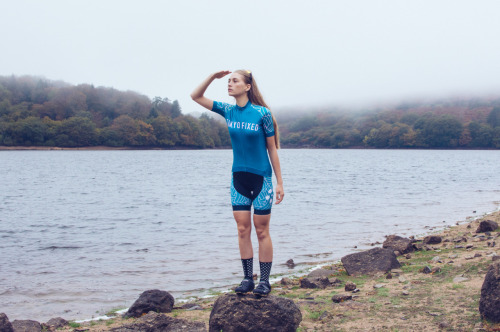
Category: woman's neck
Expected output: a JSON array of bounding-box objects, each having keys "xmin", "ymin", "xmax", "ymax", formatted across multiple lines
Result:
[{"xmin": 235, "ymin": 95, "xmax": 249, "ymax": 107}]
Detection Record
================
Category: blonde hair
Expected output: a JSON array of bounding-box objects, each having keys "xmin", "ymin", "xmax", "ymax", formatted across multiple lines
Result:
[{"xmin": 234, "ymin": 69, "xmax": 280, "ymax": 149}]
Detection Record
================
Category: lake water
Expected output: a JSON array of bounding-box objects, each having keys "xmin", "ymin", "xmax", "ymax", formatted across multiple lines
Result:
[{"xmin": 1, "ymin": 149, "xmax": 499, "ymax": 321}]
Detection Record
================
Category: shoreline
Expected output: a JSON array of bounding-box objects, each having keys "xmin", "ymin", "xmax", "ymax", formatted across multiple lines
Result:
[{"xmin": 5, "ymin": 208, "xmax": 499, "ymax": 331}]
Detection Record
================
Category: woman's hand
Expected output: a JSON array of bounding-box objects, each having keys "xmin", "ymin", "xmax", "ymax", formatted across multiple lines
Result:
[
  {"xmin": 275, "ymin": 183, "xmax": 284, "ymax": 204},
  {"xmin": 212, "ymin": 70, "xmax": 231, "ymax": 79}
]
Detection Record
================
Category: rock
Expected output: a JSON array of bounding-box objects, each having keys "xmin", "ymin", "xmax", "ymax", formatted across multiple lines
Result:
[
  {"xmin": 209, "ymin": 293, "xmax": 301, "ymax": 332},
  {"xmin": 11, "ymin": 320, "xmax": 42, "ymax": 332},
  {"xmin": 373, "ymin": 284, "xmax": 385, "ymax": 289},
  {"xmin": 111, "ymin": 312, "xmax": 205, "ymax": 332},
  {"xmin": 405, "ymin": 253, "xmax": 412, "ymax": 259},
  {"xmin": 448, "ymin": 254, "xmax": 458, "ymax": 259},
  {"xmin": 0, "ymin": 314, "xmax": 14, "ymax": 332},
  {"xmin": 423, "ymin": 236, "xmax": 442, "ymax": 245},
  {"xmin": 476, "ymin": 220, "xmax": 499, "ymax": 233},
  {"xmin": 280, "ymin": 277, "xmax": 292, "ymax": 285},
  {"xmin": 300, "ymin": 277, "xmax": 331, "ymax": 289},
  {"xmin": 383, "ymin": 235, "xmax": 414, "ymax": 254},
  {"xmin": 331, "ymin": 294, "xmax": 352, "ymax": 303},
  {"xmin": 398, "ymin": 276, "xmax": 407, "ymax": 283},
  {"xmin": 421, "ymin": 266, "xmax": 432, "ymax": 274},
  {"xmin": 438, "ymin": 321, "xmax": 450, "ymax": 329},
  {"xmin": 344, "ymin": 281, "xmax": 356, "ymax": 291},
  {"xmin": 431, "ymin": 256, "xmax": 441, "ymax": 263},
  {"xmin": 493, "ymin": 256, "xmax": 500, "ymax": 262},
  {"xmin": 466, "ymin": 244, "xmax": 474, "ymax": 249},
  {"xmin": 45, "ymin": 317, "xmax": 68, "ymax": 329},
  {"xmin": 307, "ymin": 268, "xmax": 337, "ymax": 278},
  {"xmin": 475, "ymin": 253, "xmax": 483, "ymax": 258},
  {"xmin": 479, "ymin": 262, "xmax": 500, "ymax": 322},
  {"xmin": 453, "ymin": 276, "xmax": 469, "ymax": 283},
  {"xmin": 431, "ymin": 267, "xmax": 442, "ymax": 273},
  {"xmin": 352, "ymin": 288, "xmax": 360, "ymax": 293},
  {"xmin": 453, "ymin": 236, "xmax": 467, "ymax": 243},
  {"xmin": 341, "ymin": 248, "xmax": 401, "ymax": 276},
  {"xmin": 125, "ymin": 289, "xmax": 175, "ymax": 318},
  {"xmin": 386, "ymin": 272, "xmax": 393, "ymax": 279},
  {"xmin": 286, "ymin": 259, "xmax": 295, "ymax": 268},
  {"xmin": 402, "ymin": 290, "xmax": 410, "ymax": 296}
]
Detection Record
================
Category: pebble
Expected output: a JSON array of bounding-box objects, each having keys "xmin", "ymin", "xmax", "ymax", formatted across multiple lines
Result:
[
  {"xmin": 398, "ymin": 276, "xmax": 407, "ymax": 283},
  {"xmin": 373, "ymin": 284, "xmax": 385, "ymax": 289},
  {"xmin": 402, "ymin": 290, "xmax": 410, "ymax": 296},
  {"xmin": 453, "ymin": 276, "xmax": 469, "ymax": 283}
]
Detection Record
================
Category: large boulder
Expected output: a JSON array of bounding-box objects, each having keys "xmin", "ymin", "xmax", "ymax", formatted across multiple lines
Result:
[
  {"xmin": 11, "ymin": 320, "xmax": 42, "ymax": 332},
  {"xmin": 476, "ymin": 220, "xmax": 499, "ymax": 233},
  {"xmin": 383, "ymin": 235, "xmax": 414, "ymax": 254},
  {"xmin": 0, "ymin": 314, "xmax": 14, "ymax": 332},
  {"xmin": 307, "ymin": 268, "xmax": 338, "ymax": 278},
  {"xmin": 209, "ymin": 294, "xmax": 302, "ymax": 332},
  {"xmin": 111, "ymin": 312, "xmax": 205, "ymax": 332},
  {"xmin": 341, "ymin": 247, "xmax": 401, "ymax": 276},
  {"xmin": 125, "ymin": 289, "xmax": 175, "ymax": 318},
  {"xmin": 479, "ymin": 262, "xmax": 500, "ymax": 322}
]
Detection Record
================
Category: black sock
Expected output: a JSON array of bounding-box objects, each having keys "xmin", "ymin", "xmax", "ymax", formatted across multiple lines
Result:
[
  {"xmin": 241, "ymin": 258, "xmax": 253, "ymax": 280},
  {"xmin": 259, "ymin": 261, "xmax": 272, "ymax": 283}
]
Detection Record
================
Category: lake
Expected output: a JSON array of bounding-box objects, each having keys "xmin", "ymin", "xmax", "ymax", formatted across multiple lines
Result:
[{"xmin": 1, "ymin": 149, "xmax": 499, "ymax": 321}]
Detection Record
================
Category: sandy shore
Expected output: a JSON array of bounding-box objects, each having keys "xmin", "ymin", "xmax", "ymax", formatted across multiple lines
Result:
[{"xmin": 11, "ymin": 210, "xmax": 500, "ymax": 331}]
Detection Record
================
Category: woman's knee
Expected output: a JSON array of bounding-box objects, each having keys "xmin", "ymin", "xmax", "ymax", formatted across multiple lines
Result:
[{"xmin": 237, "ymin": 224, "xmax": 251, "ymax": 238}]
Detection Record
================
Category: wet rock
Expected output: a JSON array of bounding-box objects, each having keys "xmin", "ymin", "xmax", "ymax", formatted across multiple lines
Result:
[
  {"xmin": 344, "ymin": 281, "xmax": 356, "ymax": 291},
  {"xmin": 479, "ymin": 262, "xmax": 500, "ymax": 322},
  {"xmin": 125, "ymin": 289, "xmax": 175, "ymax": 318},
  {"xmin": 341, "ymin": 247, "xmax": 401, "ymax": 276},
  {"xmin": 383, "ymin": 235, "xmax": 414, "ymax": 255},
  {"xmin": 209, "ymin": 293, "xmax": 301, "ymax": 332},
  {"xmin": 11, "ymin": 320, "xmax": 41, "ymax": 332},
  {"xmin": 423, "ymin": 236, "xmax": 442, "ymax": 245},
  {"xmin": 476, "ymin": 220, "xmax": 499, "ymax": 233},
  {"xmin": 307, "ymin": 268, "xmax": 337, "ymax": 279},
  {"xmin": 0, "ymin": 314, "xmax": 14, "ymax": 332},
  {"xmin": 45, "ymin": 317, "xmax": 68, "ymax": 329},
  {"xmin": 111, "ymin": 312, "xmax": 205, "ymax": 332},
  {"xmin": 331, "ymin": 294, "xmax": 352, "ymax": 303},
  {"xmin": 300, "ymin": 276, "xmax": 331, "ymax": 289},
  {"xmin": 286, "ymin": 259, "xmax": 295, "ymax": 268}
]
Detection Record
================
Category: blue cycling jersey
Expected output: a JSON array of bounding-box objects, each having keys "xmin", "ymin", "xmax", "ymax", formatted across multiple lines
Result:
[{"xmin": 212, "ymin": 100, "xmax": 275, "ymax": 177}]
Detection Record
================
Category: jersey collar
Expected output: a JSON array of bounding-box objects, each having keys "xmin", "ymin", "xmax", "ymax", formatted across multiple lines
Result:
[{"xmin": 235, "ymin": 100, "xmax": 251, "ymax": 111}]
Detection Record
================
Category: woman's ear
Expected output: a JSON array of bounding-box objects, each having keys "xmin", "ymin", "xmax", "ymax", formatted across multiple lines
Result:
[{"xmin": 245, "ymin": 84, "xmax": 251, "ymax": 92}]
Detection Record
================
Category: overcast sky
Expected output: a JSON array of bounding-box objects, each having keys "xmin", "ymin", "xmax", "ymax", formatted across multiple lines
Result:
[{"xmin": 2, "ymin": 0, "xmax": 500, "ymax": 115}]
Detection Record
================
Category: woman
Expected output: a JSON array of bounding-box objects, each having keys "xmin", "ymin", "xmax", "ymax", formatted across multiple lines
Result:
[{"xmin": 191, "ymin": 70, "xmax": 284, "ymax": 296}]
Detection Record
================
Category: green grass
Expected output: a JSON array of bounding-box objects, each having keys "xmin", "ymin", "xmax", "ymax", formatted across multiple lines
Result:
[{"xmin": 68, "ymin": 322, "xmax": 81, "ymax": 328}]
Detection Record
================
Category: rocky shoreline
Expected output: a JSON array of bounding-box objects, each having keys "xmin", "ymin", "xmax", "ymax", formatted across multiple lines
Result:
[{"xmin": 2, "ymin": 210, "xmax": 500, "ymax": 331}]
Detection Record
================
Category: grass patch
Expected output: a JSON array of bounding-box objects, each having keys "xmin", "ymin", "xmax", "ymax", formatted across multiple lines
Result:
[{"xmin": 68, "ymin": 322, "xmax": 81, "ymax": 328}]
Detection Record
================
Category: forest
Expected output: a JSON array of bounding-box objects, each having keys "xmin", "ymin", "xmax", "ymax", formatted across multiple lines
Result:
[{"xmin": 1, "ymin": 75, "xmax": 500, "ymax": 149}]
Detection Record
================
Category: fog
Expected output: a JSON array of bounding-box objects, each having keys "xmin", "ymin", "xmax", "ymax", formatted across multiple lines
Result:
[{"xmin": 1, "ymin": 0, "xmax": 500, "ymax": 115}]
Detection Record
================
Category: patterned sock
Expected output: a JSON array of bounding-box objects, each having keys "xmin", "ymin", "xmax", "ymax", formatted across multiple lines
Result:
[
  {"xmin": 259, "ymin": 261, "xmax": 272, "ymax": 283},
  {"xmin": 241, "ymin": 258, "xmax": 253, "ymax": 280}
]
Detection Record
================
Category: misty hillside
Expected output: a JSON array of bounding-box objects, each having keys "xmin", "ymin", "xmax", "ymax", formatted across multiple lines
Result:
[
  {"xmin": 0, "ymin": 75, "xmax": 230, "ymax": 148},
  {"xmin": 278, "ymin": 97, "xmax": 500, "ymax": 148},
  {"xmin": 1, "ymin": 75, "xmax": 499, "ymax": 149}
]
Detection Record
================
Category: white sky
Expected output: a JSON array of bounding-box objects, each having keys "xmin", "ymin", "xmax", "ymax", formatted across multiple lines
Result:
[{"xmin": 1, "ymin": 0, "xmax": 500, "ymax": 114}]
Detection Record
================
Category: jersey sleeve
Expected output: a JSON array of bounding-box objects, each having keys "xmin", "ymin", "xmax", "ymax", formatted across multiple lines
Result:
[
  {"xmin": 262, "ymin": 108, "xmax": 275, "ymax": 137},
  {"xmin": 211, "ymin": 101, "xmax": 230, "ymax": 118}
]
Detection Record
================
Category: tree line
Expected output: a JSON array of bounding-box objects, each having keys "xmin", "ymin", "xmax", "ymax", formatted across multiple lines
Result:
[
  {"xmin": 278, "ymin": 99, "xmax": 500, "ymax": 149},
  {"xmin": 0, "ymin": 75, "xmax": 230, "ymax": 148},
  {"xmin": 2, "ymin": 75, "xmax": 500, "ymax": 149}
]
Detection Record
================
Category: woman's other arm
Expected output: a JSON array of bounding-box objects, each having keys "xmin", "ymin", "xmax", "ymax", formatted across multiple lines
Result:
[
  {"xmin": 266, "ymin": 136, "xmax": 284, "ymax": 204},
  {"xmin": 190, "ymin": 70, "xmax": 231, "ymax": 110}
]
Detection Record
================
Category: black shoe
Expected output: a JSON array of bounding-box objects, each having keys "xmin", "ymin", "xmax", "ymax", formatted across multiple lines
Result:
[
  {"xmin": 253, "ymin": 281, "xmax": 271, "ymax": 297},
  {"xmin": 235, "ymin": 278, "xmax": 255, "ymax": 294}
]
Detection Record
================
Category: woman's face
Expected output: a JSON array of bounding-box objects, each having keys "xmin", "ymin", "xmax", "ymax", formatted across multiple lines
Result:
[{"xmin": 227, "ymin": 73, "xmax": 250, "ymax": 97}]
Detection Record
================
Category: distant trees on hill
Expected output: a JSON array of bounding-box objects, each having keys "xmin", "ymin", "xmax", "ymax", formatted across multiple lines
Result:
[
  {"xmin": 0, "ymin": 75, "xmax": 230, "ymax": 148},
  {"xmin": 279, "ymin": 100, "xmax": 500, "ymax": 149},
  {"xmin": 1, "ymin": 75, "xmax": 500, "ymax": 149}
]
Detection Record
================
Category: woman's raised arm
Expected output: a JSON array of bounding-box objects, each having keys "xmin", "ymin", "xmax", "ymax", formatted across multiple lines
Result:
[{"xmin": 190, "ymin": 70, "xmax": 231, "ymax": 110}]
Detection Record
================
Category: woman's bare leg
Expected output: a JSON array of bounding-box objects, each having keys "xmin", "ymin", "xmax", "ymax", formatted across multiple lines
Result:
[
  {"xmin": 253, "ymin": 214, "xmax": 273, "ymax": 262},
  {"xmin": 233, "ymin": 211, "xmax": 253, "ymax": 259}
]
